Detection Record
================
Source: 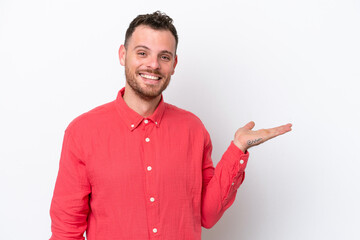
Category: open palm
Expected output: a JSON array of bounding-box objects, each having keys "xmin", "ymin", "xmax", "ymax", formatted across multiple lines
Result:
[{"xmin": 233, "ymin": 121, "xmax": 292, "ymax": 152}]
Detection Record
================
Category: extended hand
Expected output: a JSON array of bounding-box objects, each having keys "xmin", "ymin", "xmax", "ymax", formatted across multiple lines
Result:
[{"xmin": 233, "ymin": 121, "xmax": 292, "ymax": 152}]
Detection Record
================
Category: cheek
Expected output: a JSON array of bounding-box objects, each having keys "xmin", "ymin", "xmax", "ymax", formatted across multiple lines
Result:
[
  {"xmin": 125, "ymin": 56, "xmax": 141, "ymax": 68},
  {"xmin": 126, "ymin": 62, "xmax": 140, "ymax": 73},
  {"xmin": 162, "ymin": 63, "xmax": 175, "ymax": 75}
]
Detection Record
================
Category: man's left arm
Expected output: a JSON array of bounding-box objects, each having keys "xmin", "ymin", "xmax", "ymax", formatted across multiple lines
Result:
[{"xmin": 201, "ymin": 121, "xmax": 292, "ymax": 228}]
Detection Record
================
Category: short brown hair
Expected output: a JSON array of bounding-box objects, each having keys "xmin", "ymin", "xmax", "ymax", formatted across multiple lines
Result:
[{"xmin": 124, "ymin": 11, "xmax": 178, "ymax": 51}]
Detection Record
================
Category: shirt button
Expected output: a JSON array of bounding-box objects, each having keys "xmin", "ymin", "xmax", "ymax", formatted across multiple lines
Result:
[
  {"xmin": 147, "ymin": 166, "xmax": 152, "ymax": 171},
  {"xmin": 131, "ymin": 124, "xmax": 134, "ymax": 128},
  {"xmin": 155, "ymin": 121, "xmax": 158, "ymax": 125},
  {"xmin": 145, "ymin": 137, "xmax": 150, "ymax": 142},
  {"xmin": 144, "ymin": 119, "xmax": 149, "ymax": 124},
  {"xmin": 240, "ymin": 160, "xmax": 244, "ymax": 164},
  {"xmin": 150, "ymin": 197, "xmax": 155, "ymax": 202},
  {"xmin": 153, "ymin": 228, "xmax": 158, "ymax": 233},
  {"xmin": 232, "ymin": 182, "xmax": 235, "ymax": 186}
]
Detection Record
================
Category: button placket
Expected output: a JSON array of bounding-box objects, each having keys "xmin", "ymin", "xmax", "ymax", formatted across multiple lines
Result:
[{"xmin": 142, "ymin": 121, "xmax": 159, "ymax": 237}]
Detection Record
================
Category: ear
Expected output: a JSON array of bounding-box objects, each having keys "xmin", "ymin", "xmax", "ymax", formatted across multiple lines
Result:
[
  {"xmin": 171, "ymin": 55, "xmax": 178, "ymax": 75},
  {"xmin": 118, "ymin": 45, "xmax": 126, "ymax": 66}
]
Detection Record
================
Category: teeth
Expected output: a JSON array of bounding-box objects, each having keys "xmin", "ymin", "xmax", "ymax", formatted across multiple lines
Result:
[{"xmin": 140, "ymin": 74, "xmax": 160, "ymax": 80}]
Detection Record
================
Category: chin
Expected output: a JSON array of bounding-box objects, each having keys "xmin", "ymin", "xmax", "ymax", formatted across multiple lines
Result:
[{"xmin": 134, "ymin": 86, "xmax": 163, "ymax": 100}]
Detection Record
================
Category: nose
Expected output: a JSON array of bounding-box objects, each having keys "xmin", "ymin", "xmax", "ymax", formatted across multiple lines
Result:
[{"xmin": 146, "ymin": 55, "xmax": 160, "ymax": 70}]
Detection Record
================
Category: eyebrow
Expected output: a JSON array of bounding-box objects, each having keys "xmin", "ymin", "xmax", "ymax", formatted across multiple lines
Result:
[{"xmin": 134, "ymin": 45, "xmax": 174, "ymax": 57}]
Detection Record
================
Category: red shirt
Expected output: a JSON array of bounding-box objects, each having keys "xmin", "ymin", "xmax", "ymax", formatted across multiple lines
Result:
[{"xmin": 50, "ymin": 88, "xmax": 249, "ymax": 240}]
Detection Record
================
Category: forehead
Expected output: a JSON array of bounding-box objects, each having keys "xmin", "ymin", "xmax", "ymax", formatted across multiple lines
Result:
[{"xmin": 127, "ymin": 25, "xmax": 176, "ymax": 54}]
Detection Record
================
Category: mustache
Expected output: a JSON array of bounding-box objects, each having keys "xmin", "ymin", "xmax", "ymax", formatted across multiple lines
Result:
[{"xmin": 137, "ymin": 69, "xmax": 162, "ymax": 76}]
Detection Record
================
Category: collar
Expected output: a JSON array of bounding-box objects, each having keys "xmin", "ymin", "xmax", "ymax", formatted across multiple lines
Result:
[{"xmin": 115, "ymin": 87, "xmax": 166, "ymax": 131}]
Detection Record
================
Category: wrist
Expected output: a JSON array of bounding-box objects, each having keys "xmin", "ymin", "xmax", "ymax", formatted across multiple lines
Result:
[{"xmin": 233, "ymin": 139, "xmax": 247, "ymax": 152}]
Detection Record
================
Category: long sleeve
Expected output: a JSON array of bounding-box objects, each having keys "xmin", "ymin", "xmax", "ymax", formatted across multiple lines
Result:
[
  {"xmin": 201, "ymin": 134, "xmax": 249, "ymax": 229},
  {"xmin": 49, "ymin": 129, "xmax": 91, "ymax": 240}
]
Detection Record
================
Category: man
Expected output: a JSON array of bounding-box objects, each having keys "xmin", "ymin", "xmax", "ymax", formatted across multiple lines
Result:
[{"xmin": 50, "ymin": 11, "xmax": 292, "ymax": 240}]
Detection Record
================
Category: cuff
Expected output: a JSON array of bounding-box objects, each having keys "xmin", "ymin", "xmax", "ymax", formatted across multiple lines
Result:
[{"xmin": 222, "ymin": 141, "xmax": 250, "ymax": 172}]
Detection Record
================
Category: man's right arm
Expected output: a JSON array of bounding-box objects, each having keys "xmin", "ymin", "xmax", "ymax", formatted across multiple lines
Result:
[{"xmin": 50, "ymin": 129, "xmax": 91, "ymax": 240}]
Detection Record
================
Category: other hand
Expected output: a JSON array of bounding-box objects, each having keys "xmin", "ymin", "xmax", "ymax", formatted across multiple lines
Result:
[{"xmin": 233, "ymin": 121, "xmax": 292, "ymax": 152}]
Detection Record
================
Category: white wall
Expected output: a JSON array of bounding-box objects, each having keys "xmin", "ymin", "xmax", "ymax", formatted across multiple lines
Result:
[{"xmin": 0, "ymin": 0, "xmax": 359, "ymax": 239}]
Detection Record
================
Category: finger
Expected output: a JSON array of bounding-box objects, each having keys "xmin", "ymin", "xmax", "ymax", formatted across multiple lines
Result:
[
  {"xmin": 276, "ymin": 123, "xmax": 292, "ymax": 135},
  {"xmin": 243, "ymin": 121, "xmax": 255, "ymax": 130},
  {"xmin": 265, "ymin": 123, "xmax": 292, "ymax": 139}
]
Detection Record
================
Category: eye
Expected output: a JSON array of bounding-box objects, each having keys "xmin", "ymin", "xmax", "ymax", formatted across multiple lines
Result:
[
  {"xmin": 161, "ymin": 55, "xmax": 171, "ymax": 61},
  {"xmin": 137, "ymin": 52, "xmax": 146, "ymax": 57}
]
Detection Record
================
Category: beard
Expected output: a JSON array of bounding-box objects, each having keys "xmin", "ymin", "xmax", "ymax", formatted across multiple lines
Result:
[{"xmin": 124, "ymin": 64, "xmax": 171, "ymax": 101}]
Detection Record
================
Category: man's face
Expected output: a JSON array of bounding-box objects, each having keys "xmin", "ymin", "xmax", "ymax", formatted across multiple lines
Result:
[{"xmin": 119, "ymin": 25, "xmax": 178, "ymax": 100}]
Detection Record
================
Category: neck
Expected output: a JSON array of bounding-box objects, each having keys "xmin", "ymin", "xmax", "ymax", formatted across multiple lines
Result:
[{"xmin": 123, "ymin": 85, "xmax": 161, "ymax": 117}]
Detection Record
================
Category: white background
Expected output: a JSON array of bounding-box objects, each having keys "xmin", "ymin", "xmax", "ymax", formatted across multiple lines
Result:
[{"xmin": 1, "ymin": 0, "xmax": 359, "ymax": 239}]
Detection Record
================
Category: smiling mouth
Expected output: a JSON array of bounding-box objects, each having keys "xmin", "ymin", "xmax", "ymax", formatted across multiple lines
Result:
[{"xmin": 139, "ymin": 73, "xmax": 161, "ymax": 80}]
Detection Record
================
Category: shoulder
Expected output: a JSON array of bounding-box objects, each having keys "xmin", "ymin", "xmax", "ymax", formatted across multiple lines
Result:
[
  {"xmin": 164, "ymin": 103, "xmax": 207, "ymax": 130},
  {"xmin": 164, "ymin": 103, "xmax": 211, "ymax": 145},
  {"xmin": 66, "ymin": 100, "xmax": 117, "ymax": 133}
]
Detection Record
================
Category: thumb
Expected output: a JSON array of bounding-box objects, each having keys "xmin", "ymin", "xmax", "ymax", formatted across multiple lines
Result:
[{"xmin": 243, "ymin": 121, "xmax": 255, "ymax": 130}]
